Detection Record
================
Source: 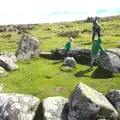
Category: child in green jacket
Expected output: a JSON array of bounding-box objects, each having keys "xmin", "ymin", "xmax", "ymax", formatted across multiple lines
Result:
[
  {"xmin": 90, "ymin": 36, "xmax": 105, "ymax": 67},
  {"xmin": 64, "ymin": 37, "xmax": 73, "ymax": 57}
]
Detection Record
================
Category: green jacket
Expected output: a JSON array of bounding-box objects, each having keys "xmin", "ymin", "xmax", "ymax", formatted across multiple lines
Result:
[
  {"xmin": 64, "ymin": 41, "xmax": 71, "ymax": 51},
  {"xmin": 91, "ymin": 37, "xmax": 104, "ymax": 56}
]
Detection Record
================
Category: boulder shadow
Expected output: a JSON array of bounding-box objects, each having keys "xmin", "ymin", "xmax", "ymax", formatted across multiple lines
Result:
[
  {"xmin": 74, "ymin": 67, "xmax": 93, "ymax": 77},
  {"xmin": 52, "ymin": 60, "xmax": 63, "ymax": 65},
  {"xmin": 60, "ymin": 103, "xmax": 69, "ymax": 120},
  {"xmin": 91, "ymin": 66, "xmax": 114, "ymax": 78},
  {"xmin": 33, "ymin": 103, "xmax": 43, "ymax": 120}
]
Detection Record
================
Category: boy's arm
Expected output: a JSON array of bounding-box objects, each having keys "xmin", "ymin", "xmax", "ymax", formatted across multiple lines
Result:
[
  {"xmin": 64, "ymin": 42, "xmax": 68, "ymax": 48},
  {"xmin": 99, "ymin": 45, "xmax": 105, "ymax": 54}
]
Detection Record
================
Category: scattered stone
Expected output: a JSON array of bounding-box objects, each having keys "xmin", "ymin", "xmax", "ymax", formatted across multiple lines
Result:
[
  {"xmin": 43, "ymin": 96, "xmax": 68, "ymax": 120},
  {"xmin": 64, "ymin": 57, "xmax": 76, "ymax": 68},
  {"xmin": 0, "ymin": 52, "xmax": 17, "ymax": 63},
  {"xmin": 68, "ymin": 82, "xmax": 118, "ymax": 120},
  {"xmin": 58, "ymin": 30, "xmax": 80, "ymax": 38},
  {"xmin": 15, "ymin": 34, "xmax": 40, "ymax": 61},
  {"xmin": 0, "ymin": 56, "xmax": 18, "ymax": 71},
  {"xmin": 60, "ymin": 66, "xmax": 75, "ymax": 72}
]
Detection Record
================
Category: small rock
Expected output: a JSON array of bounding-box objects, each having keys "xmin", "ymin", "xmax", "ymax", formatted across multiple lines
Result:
[
  {"xmin": 64, "ymin": 57, "xmax": 76, "ymax": 68},
  {"xmin": 60, "ymin": 66, "xmax": 75, "ymax": 72},
  {"xmin": 0, "ymin": 56, "xmax": 18, "ymax": 71}
]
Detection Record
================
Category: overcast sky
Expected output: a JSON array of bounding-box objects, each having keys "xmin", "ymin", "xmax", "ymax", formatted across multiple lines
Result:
[{"xmin": 0, "ymin": 0, "xmax": 120, "ymax": 24}]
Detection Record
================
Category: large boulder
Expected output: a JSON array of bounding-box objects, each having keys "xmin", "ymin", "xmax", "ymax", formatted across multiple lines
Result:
[
  {"xmin": 106, "ymin": 90, "xmax": 120, "ymax": 114},
  {"xmin": 52, "ymin": 48, "xmax": 91, "ymax": 65},
  {"xmin": 42, "ymin": 96, "xmax": 68, "ymax": 120},
  {"xmin": 0, "ymin": 93, "xmax": 40, "ymax": 120},
  {"xmin": 99, "ymin": 52, "xmax": 120, "ymax": 74},
  {"xmin": 64, "ymin": 57, "xmax": 76, "ymax": 68},
  {"xmin": 39, "ymin": 51, "xmax": 53, "ymax": 59},
  {"xmin": 0, "ymin": 67, "xmax": 8, "ymax": 77},
  {"xmin": 15, "ymin": 34, "xmax": 40, "ymax": 61},
  {"xmin": 0, "ymin": 52, "xmax": 17, "ymax": 63},
  {"xmin": 68, "ymin": 83, "xmax": 118, "ymax": 120},
  {"xmin": 0, "ymin": 56, "xmax": 18, "ymax": 71},
  {"xmin": 107, "ymin": 49, "xmax": 120, "ymax": 58},
  {"xmin": 92, "ymin": 65, "xmax": 113, "ymax": 78}
]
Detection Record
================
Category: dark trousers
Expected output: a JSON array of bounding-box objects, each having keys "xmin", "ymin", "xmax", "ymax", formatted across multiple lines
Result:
[
  {"xmin": 92, "ymin": 27, "xmax": 101, "ymax": 42},
  {"xmin": 65, "ymin": 50, "xmax": 71, "ymax": 57}
]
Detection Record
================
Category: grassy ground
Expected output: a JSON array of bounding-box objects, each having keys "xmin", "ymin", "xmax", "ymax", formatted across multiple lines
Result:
[{"xmin": 0, "ymin": 16, "xmax": 120, "ymax": 99}]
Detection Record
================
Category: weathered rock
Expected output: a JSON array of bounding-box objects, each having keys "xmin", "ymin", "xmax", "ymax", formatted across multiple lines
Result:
[
  {"xmin": 0, "ymin": 56, "xmax": 18, "ymax": 71},
  {"xmin": 92, "ymin": 66, "xmax": 113, "ymax": 78},
  {"xmin": 0, "ymin": 93, "xmax": 40, "ymax": 120},
  {"xmin": 60, "ymin": 66, "xmax": 75, "ymax": 72},
  {"xmin": 0, "ymin": 52, "xmax": 17, "ymax": 63},
  {"xmin": 43, "ymin": 96, "xmax": 68, "ymax": 120},
  {"xmin": 15, "ymin": 34, "xmax": 40, "ymax": 60},
  {"xmin": 52, "ymin": 48, "xmax": 91, "ymax": 65},
  {"xmin": 39, "ymin": 51, "xmax": 52, "ymax": 59},
  {"xmin": 64, "ymin": 57, "xmax": 76, "ymax": 68},
  {"xmin": 0, "ymin": 67, "xmax": 8, "ymax": 77},
  {"xmin": 99, "ymin": 52, "xmax": 120, "ymax": 74},
  {"xmin": 106, "ymin": 90, "xmax": 120, "ymax": 114},
  {"xmin": 68, "ymin": 83, "xmax": 118, "ymax": 120},
  {"xmin": 107, "ymin": 49, "xmax": 120, "ymax": 58},
  {"xmin": 58, "ymin": 30, "xmax": 80, "ymax": 38}
]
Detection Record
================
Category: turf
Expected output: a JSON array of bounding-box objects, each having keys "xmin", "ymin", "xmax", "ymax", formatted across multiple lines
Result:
[{"xmin": 0, "ymin": 15, "xmax": 120, "ymax": 99}]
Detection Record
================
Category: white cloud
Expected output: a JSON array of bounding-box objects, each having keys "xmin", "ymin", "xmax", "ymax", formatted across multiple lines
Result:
[{"xmin": 0, "ymin": 0, "xmax": 120, "ymax": 24}]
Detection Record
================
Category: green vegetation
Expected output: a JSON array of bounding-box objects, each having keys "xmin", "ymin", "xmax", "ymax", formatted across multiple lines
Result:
[{"xmin": 0, "ymin": 16, "xmax": 120, "ymax": 99}]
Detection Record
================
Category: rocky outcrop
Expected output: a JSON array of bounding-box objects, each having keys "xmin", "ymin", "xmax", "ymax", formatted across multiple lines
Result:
[
  {"xmin": 42, "ymin": 96, "xmax": 68, "ymax": 120},
  {"xmin": 68, "ymin": 82, "xmax": 118, "ymax": 120},
  {"xmin": 51, "ymin": 48, "xmax": 91, "ymax": 65},
  {"xmin": 0, "ymin": 67, "xmax": 8, "ymax": 77},
  {"xmin": 99, "ymin": 52, "xmax": 120, "ymax": 74},
  {"xmin": 106, "ymin": 90, "xmax": 120, "ymax": 114},
  {"xmin": 0, "ymin": 93, "xmax": 40, "ymax": 120},
  {"xmin": 64, "ymin": 57, "xmax": 76, "ymax": 68},
  {"xmin": 15, "ymin": 34, "xmax": 40, "ymax": 61},
  {"xmin": 0, "ymin": 56, "xmax": 18, "ymax": 71}
]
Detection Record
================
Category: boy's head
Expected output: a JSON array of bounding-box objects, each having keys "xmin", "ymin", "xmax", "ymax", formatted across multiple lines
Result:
[{"xmin": 69, "ymin": 37, "xmax": 73, "ymax": 43}]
